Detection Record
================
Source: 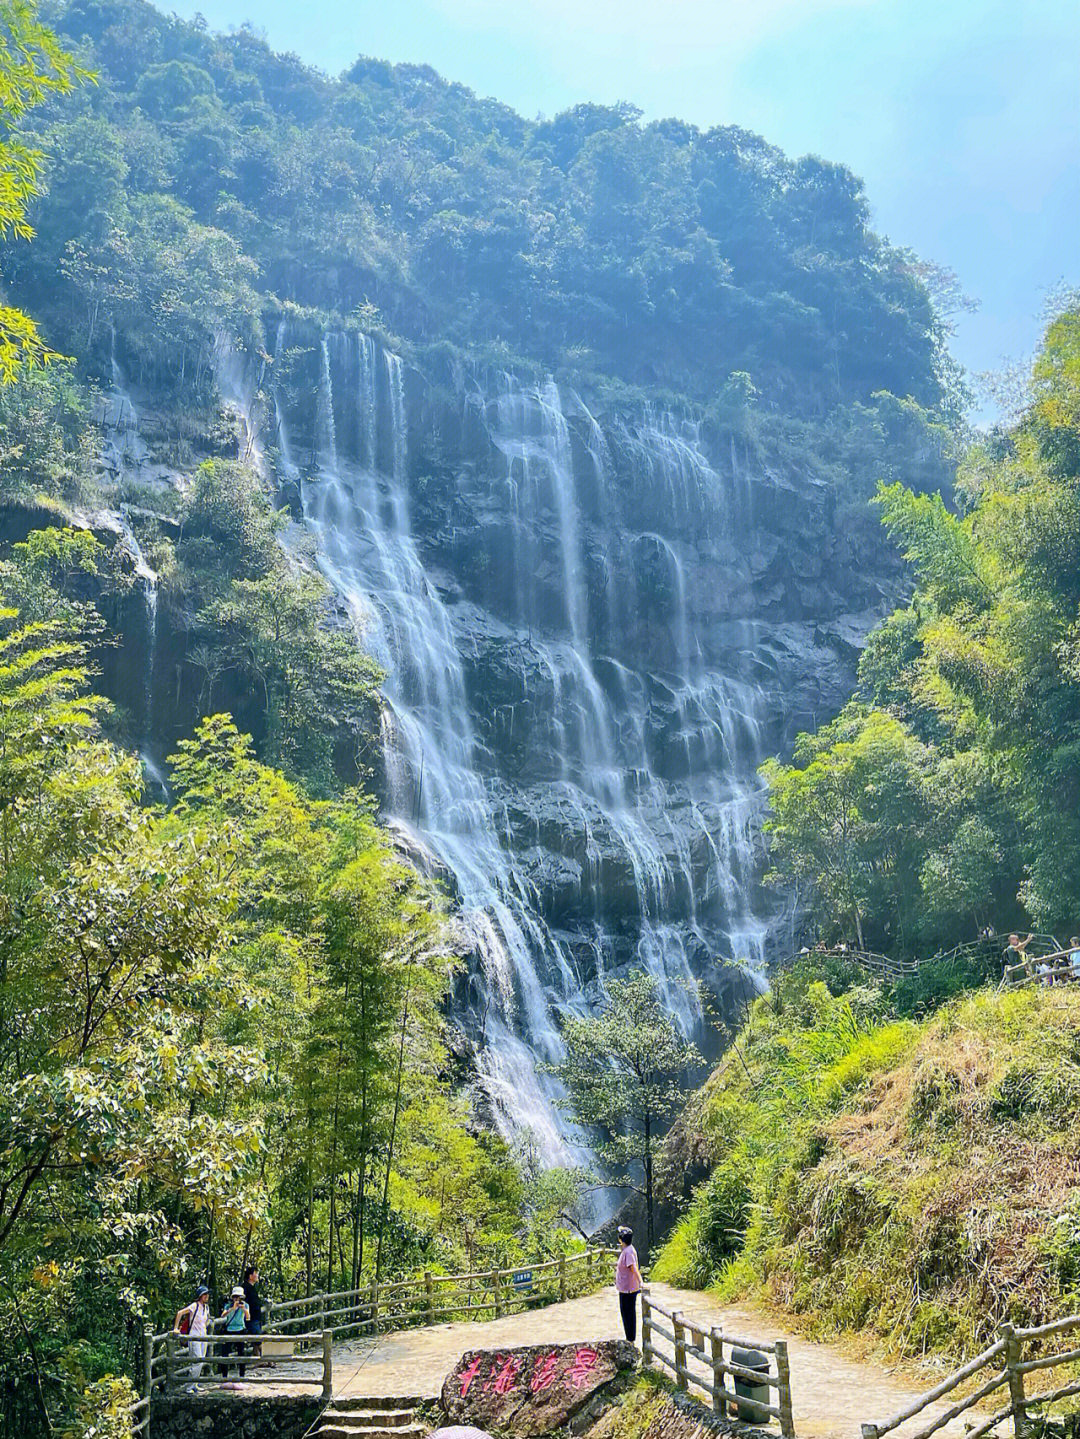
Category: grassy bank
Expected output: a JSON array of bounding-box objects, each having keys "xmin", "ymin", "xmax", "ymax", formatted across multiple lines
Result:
[{"xmin": 654, "ymin": 959, "xmax": 1080, "ymax": 1360}]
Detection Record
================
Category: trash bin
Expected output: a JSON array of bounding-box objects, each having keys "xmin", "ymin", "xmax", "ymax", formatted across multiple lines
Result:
[{"xmin": 731, "ymin": 1346, "xmax": 771, "ymax": 1424}]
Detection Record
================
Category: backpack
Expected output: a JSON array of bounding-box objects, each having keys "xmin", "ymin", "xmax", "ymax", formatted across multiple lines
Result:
[{"xmin": 178, "ymin": 1306, "xmax": 193, "ymax": 1336}]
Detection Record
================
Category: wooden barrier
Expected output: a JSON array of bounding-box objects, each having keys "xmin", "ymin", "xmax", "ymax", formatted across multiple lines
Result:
[
  {"xmin": 861, "ymin": 1311, "xmax": 1080, "ymax": 1439},
  {"xmin": 265, "ymin": 1247, "xmax": 615, "ymax": 1340},
  {"xmin": 152, "ymin": 1327, "xmax": 332, "ymax": 1394},
  {"xmin": 641, "ymin": 1289, "xmax": 795, "ymax": 1438},
  {"xmin": 1002, "ymin": 944, "xmax": 1078, "ymax": 989},
  {"xmin": 780, "ymin": 933, "xmax": 1067, "ymax": 991},
  {"xmin": 129, "ymin": 1247, "xmax": 614, "ymax": 1435}
]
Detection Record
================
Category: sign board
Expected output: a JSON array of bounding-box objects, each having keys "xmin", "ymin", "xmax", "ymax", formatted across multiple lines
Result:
[{"xmin": 511, "ymin": 1269, "xmax": 533, "ymax": 1292}]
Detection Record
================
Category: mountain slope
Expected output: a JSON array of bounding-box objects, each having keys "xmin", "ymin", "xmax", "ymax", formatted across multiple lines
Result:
[{"xmin": 655, "ymin": 958, "xmax": 1080, "ymax": 1360}]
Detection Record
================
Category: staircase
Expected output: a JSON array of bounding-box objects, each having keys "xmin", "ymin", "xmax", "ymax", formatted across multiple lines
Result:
[{"xmin": 315, "ymin": 1395, "xmax": 427, "ymax": 1439}]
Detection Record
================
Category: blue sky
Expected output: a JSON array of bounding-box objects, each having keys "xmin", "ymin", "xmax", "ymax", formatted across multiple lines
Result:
[{"xmin": 171, "ymin": 0, "xmax": 1078, "ymax": 414}]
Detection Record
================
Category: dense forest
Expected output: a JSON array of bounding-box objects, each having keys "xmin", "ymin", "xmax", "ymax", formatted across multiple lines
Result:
[
  {"xmin": 23, "ymin": 0, "xmax": 958, "ymax": 415},
  {"xmin": 762, "ymin": 302, "xmax": 1080, "ymax": 951},
  {"xmin": 4, "ymin": 0, "xmax": 1075, "ymax": 1435}
]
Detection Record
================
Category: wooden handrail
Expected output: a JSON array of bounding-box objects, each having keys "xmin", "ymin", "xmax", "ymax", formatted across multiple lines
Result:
[
  {"xmin": 640, "ymin": 1289, "xmax": 794, "ymax": 1437},
  {"xmin": 862, "ymin": 1313, "xmax": 1080, "ymax": 1439}
]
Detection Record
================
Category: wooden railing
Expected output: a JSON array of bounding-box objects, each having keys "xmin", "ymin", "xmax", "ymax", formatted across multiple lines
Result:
[
  {"xmin": 787, "ymin": 934, "xmax": 1068, "ymax": 991},
  {"xmin": 1002, "ymin": 943, "xmax": 1076, "ymax": 989},
  {"xmin": 861, "ymin": 1314, "xmax": 1080, "ymax": 1439},
  {"xmin": 785, "ymin": 946, "xmax": 923, "ymax": 985},
  {"xmin": 128, "ymin": 1247, "xmax": 613, "ymax": 1435},
  {"xmin": 265, "ymin": 1247, "xmax": 615, "ymax": 1339},
  {"xmin": 641, "ymin": 1289, "xmax": 795, "ymax": 1437},
  {"xmin": 145, "ymin": 1324, "xmax": 333, "ymax": 1397}
]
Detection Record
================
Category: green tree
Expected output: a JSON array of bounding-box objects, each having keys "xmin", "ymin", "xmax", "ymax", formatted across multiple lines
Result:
[
  {"xmin": 549, "ymin": 971, "xmax": 701, "ymax": 1251},
  {"xmin": 0, "ymin": 1, "xmax": 90, "ymax": 379},
  {"xmin": 760, "ymin": 303, "xmax": 1080, "ymax": 949}
]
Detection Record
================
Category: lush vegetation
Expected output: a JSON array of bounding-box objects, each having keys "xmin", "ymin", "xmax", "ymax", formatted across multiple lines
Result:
[
  {"xmin": 762, "ymin": 303, "xmax": 1080, "ymax": 955},
  {"xmin": 550, "ymin": 972, "xmax": 702, "ymax": 1251},
  {"xmin": 0, "ymin": 534, "xmax": 590, "ymax": 1437},
  {"xmin": 20, "ymin": 0, "xmax": 957, "ymax": 419},
  {"xmin": 655, "ymin": 955, "xmax": 1080, "ymax": 1361}
]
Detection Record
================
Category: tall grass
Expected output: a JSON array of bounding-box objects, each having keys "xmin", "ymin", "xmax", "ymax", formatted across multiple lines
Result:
[{"xmin": 655, "ymin": 970, "xmax": 1080, "ymax": 1361}]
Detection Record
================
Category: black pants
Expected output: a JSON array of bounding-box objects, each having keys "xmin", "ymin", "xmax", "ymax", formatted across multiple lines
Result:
[
  {"xmin": 619, "ymin": 1290, "xmax": 638, "ymax": 1343},
  {"xmin": 219, "ymin": 1337, "xmax": 246, "ymax": 1376}
]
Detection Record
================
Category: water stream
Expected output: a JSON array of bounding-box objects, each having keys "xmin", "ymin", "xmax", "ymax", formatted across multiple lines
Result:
[{"xmin": 276, "ymin": 328, "xmax": 773, "ymax": 1168}]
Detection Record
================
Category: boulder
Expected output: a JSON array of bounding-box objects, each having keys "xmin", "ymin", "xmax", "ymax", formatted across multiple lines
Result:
[{"xmin": 441, "ymin": 1339, "xmax": 638, "ymax": 1437}]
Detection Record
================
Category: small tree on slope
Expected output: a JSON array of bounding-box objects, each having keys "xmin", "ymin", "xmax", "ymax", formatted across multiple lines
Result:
[{"xmin": 550, "ymin": 971, "xmax": 701, "ymax": 1253}]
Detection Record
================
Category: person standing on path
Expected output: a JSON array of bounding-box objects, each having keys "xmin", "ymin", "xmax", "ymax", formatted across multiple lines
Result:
[
  {"xmin": 242, "ymin": 1264, "xmax": 263, "ymax": 1362},
  {"xmin": 174, "ymin": 1284, "xmax": 211, "ymax": 1380},
  {"xmin": 218, "ymin": 1285, "xmax": 250, "ymax": 1377},
  {"xmin": 615, "ymin": 1226, "xmax": 642, "ymax": 1343}
]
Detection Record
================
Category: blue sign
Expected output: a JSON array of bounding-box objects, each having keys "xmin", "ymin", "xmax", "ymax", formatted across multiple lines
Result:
[{"xmin": 512, "ymin": 1269, "xmax": 533, "ymax": 1292}]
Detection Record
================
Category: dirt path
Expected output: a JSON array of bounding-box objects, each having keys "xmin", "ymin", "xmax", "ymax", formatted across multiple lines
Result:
[{"xmin": 241, "ymin": 1282, "xmax": 972, "ymax": 1439}]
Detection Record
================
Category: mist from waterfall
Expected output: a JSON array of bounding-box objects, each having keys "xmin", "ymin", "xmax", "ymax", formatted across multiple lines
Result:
[{"xmin": 277, "ymin": 326, "xmax": 772, "ymax": 1169}]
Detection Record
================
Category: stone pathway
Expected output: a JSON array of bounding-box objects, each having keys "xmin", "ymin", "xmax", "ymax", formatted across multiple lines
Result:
[{"xmin": 208, "ymin": 1283, "xmax": 981, "ymax": 1439}]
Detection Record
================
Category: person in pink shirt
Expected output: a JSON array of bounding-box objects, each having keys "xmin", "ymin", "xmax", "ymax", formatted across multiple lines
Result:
[{"xmin": 615, "ymin": 1226, "xmax": 642, "ymax": 1342}]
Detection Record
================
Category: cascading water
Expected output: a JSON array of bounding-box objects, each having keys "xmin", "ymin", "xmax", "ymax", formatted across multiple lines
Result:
[
  {"xmin": 276, "ymin": 326, "xmax": 776, "ymax": 1174},
  {"xmin": 293, "ymin": 333, "xmax": 578, "ymax": 1168},
  {"xmin": 95, "ymin": 329, "xmax": 165, "ymax": 797}
]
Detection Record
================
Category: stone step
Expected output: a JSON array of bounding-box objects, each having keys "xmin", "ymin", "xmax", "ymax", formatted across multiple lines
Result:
[
  {"xmin": 316, "ymin": 1425, "xmax": 426, "ymax": 1439},
  {"xmin": 322, "ymin": 1412, "xmax": 418, "ymax": 1429},
  {"xmin": 328, "ymin": 1396, "xmax": 424, "ymax": 1411}
]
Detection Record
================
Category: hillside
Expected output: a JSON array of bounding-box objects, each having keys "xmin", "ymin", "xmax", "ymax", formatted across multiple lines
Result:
[
  {"xmin": 654, "ymin": 955, "xmax": 1080, "ymax": 1361},
  {"xmin": 31, "ymin": 0, "xmax": 954, "ymax": 413},
  {"xmin": 0, "ymin": 0, "xmax": 962, "ymax": 1166}
]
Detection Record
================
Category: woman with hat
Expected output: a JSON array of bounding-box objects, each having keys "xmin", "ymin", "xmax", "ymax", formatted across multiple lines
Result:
[
  {"xmin": 174, "ymin": 1284, "xmax": 211, "ymax": 1379},
  {"xmin": 615, "ymin": 1227, "xmax": 642, "ymax": 1343},
  {"xmin": 219, "ymin": 1285, "xmax": 251, "ymax": 1378}
]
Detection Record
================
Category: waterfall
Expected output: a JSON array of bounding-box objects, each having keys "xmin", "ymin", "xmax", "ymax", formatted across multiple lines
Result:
[
  {"xmin": 292, "ymin": 331, "xmax": 578, "ymax": 1169},
  {"xmin": 276, "ymin": 327, "xmax": 774, "ymax": 1177},
  {"xmin": 96, "ymin": 329, "xmax": 165, "ymax": 798}
]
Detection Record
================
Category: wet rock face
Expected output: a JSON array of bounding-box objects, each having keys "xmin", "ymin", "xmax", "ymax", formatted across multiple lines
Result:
[
  {"xmin": 100, "ymin": 327, "xmax": 904, "ymax": 1168},
  {"xmin": 441, "ymin": 1340, "xmax": 639, "ymax": 1437},
  {"xmin": 274, "ymin": 333, "xmax": 903, "ymax": 1162}
]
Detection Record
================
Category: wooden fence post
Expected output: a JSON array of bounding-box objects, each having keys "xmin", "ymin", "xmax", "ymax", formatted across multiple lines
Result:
[
  {"xmin": 1001, "ymin": 1323, "xmax": 1028, "ymax": 1439},
  {"xmin": 494, "ymin": 1268, "xmax": 503, "ymax": 1318},
  {"xmin": 559, "ymin": 1255, "xmax": 567, "ymax": 1303},
  {"xmin": 641, "ymin": 1290, "xmax": 652, "ymax": 1365},
  {"xmin": 165, "ymin": 1331, "xmax": 178, "ymax": 1392},
  {"xmin": 709, "ymin": 1327, "xmax": 725, "ymax": 1415},
  {"xmin": 322, "ymin": 1330, "xmax": 333, "ymax": 1401},
  {"xmin": 672, "ymin": 1311, "xmax": 688, "ymax": 1391},
  {"xmin": 424, "ymin": 1271, "xmax": 434, "ymax": 1323},
  {"xmin": 587, "ymin": 1250, "xmax": 594, "ymax": 1290},
  {"xmin": 861, "ymin": 1423, "xmax": 880, "ymax": 1439},
  {"xmin": 143, "ymin": 1326, "xmax": 154, "ymax": 1438},
  {"xmin": 775, "ymin": 1339, "xmax": 795, "ymax": 1439},
  {"xmin": 318, "ymin": 1291, "xmax": 327, "ymax": 1335},
  {"xmin": 371, "ymin": 1280, "xmax": 380, "ymax": 1332}
]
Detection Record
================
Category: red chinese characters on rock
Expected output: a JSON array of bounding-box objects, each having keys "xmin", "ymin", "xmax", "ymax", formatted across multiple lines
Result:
[
  {"xmin": 458, "ymin": 1355, "xmax": 484, "ymax": 1398},
  {"xmin": 568, "ymin": 1346, "xmax": 599, "ymax": 1389},
  {"xmin": 530, "ymin": 1351, "xmax": 560, "ymax": 1394},
  {"xmin": 484, "ymin": 1355, "xmax": 523, "ymax": 1395}
]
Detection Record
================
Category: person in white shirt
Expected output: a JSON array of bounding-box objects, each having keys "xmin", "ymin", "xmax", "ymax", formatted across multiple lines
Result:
[{"xmin": 174, "ymin": 1285, "xmax": 211, "ymax": 1378}]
